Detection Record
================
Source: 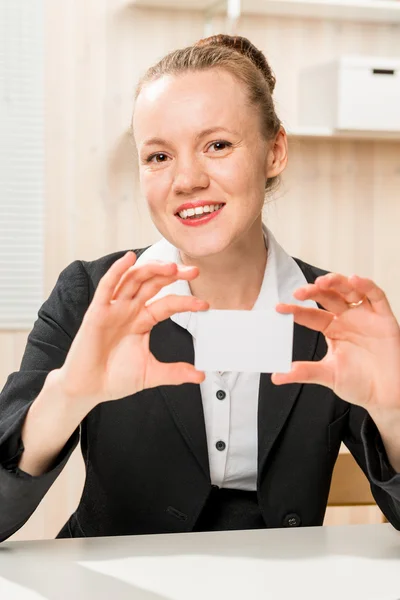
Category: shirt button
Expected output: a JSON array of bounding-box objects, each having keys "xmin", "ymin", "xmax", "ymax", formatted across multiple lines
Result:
[
  {"xmin": 216, "ymin": 390, "xmax": 226, "ymax": 400},
  {"xmin": 215, "ymin": 440, "xmax": 226, "ymax": 451}
]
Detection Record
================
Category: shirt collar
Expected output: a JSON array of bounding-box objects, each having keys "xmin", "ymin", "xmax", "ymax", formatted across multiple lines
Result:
[{"xmin": 134, "ymin": 225, "xmax": 316, "ymax": 338}]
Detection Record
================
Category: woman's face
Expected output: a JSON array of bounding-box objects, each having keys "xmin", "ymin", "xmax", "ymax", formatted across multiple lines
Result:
[{"xmin": 133, "ymin": 69, "xmax": 283, "ymax": 258}]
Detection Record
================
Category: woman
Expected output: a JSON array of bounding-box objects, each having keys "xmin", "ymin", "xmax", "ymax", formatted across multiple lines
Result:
[{"xmin": 0, "ymin": 35, "xmax": 400, "ymax": 541}]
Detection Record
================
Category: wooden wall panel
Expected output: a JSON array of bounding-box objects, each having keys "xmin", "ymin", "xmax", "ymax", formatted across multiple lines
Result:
[
  {"xmin": 1, "ymin": 1, "xmax": 399, "ymax": 540},
  {"xmin": 265, "ymin": 137, "xmax": 400, "ymax": 317}
]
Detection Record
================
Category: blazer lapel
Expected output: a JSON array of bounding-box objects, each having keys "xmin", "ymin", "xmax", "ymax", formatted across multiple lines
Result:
[
  {"xmin": 257, "ymin": 322, "xmax": 320, "ymax": 484},
  {"xmin": 150, "ymin": 319, "xmax": 210, "ymax": 481}
]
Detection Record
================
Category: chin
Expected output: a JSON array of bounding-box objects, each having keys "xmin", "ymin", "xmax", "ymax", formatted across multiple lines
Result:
[
  {"xmin": 155, "ymin": 214, "xmax": 247, "ymax": 259},
  {"xmin": 176, "ymin": 232, "xmax": 235, "ymax": 259}
]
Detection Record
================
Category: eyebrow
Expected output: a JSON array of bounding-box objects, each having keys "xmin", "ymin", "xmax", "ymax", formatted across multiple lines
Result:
[{"xmin": 142, "ymin": 127, "xmax": 239, "ymax": 148}]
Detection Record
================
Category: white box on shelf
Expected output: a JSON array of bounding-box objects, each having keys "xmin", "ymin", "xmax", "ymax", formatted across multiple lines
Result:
[{"xmin": 298, "ymin": 56, "xmax": 400, "ymax": 133}]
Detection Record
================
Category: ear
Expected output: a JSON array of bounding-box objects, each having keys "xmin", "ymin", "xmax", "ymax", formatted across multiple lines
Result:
[{"xmin": 265, "ymin": 127, "xmax": 288, "ymax": 179}]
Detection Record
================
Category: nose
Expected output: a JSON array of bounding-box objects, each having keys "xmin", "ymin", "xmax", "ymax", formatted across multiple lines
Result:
[{"xmin": 172, "ymin": 156, "xmax": 209, "ymax": 195}]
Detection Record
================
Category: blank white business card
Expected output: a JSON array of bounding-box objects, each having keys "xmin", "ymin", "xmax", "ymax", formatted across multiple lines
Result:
[{"xmin": 194, "ymin": 310, "xmax": 294, "ymax": 373}]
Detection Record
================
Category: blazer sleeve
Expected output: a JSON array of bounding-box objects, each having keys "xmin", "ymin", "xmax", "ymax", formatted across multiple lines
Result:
[
  {"xmin": 0, "ymin": 260, "xmax": 90, "ymax": 542},
  {"xmin": 344, "ymin": 406, "xmax": 400, "ymax": 528}
]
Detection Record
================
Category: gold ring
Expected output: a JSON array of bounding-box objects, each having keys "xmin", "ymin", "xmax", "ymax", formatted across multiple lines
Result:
[{"xmin": 347, "ymin": 296, "xmax": 366, "ymax": 308}]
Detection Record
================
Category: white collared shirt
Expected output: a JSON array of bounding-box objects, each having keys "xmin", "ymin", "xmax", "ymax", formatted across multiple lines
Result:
[{"xmin": 135, "ymin": 226, "xmax": 316, "ymax": 491}]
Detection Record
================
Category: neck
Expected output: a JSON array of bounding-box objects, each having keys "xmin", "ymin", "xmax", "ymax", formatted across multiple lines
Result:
[{"xmin": 180, "ymin": 220, "xmax": 267, "ymax": 310}]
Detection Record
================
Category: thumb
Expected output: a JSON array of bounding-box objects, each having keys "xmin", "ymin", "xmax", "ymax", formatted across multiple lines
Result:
[
  {"xmin": 151, "ymin": 361, "xmax": 206, "ymax": 388},
  {"xmin": 271, "ymin": 360, "xmax": 332, "ymax": 387}
]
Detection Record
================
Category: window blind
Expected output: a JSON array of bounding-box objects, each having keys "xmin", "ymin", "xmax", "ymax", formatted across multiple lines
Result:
[{"xmin": 0, "ymin": 0, "xmax": 44, "ymax": 329}]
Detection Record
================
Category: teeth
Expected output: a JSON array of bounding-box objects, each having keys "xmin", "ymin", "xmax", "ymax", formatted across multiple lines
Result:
[{"xmin": 178, "ymin": 204, "xmax": 223, "ymax": 219}]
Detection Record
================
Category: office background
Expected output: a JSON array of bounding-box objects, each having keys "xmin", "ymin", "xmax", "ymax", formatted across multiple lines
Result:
[{"xmin": 0, "ymin": 0, "xmax": 399, "ymax": 540}]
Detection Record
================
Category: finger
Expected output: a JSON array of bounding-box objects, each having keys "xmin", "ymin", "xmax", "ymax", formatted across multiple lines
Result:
[
  {"xmin": 276, "ymin": 303, "xmax": 334, "ymax": 332},
  {"xmin": 271, "ymin": 360, "xmax": 332, "ymax": 388},
  {"xmin": 144, "ymin": 294, "xmax": 209, "ymax": 327},
  {"xmin": 136, "ymin": 277, "xmax": 194, "ymax": 307},
  {"xmin": 292, "ymin": 284, "xmax": 349, "ymax": 314},
  {"xmin": 113, "ymin": 261, "xmax": 178, "ymax": 301},
  {"xmin": 348, "ymin": 275, "xmax": 394, "ymax": 317},
  {"xmin": 315, "ymin": 273, "xmax": 364, "ymax": 305},
  {"xmin": 96, "ymin": 251, "xmax": 137, "ymax": 305},
  {"xmin": 150, "ymin": 361, "xmax": 206, "ymax": 387},
  {"xmin": 135, "ymin": 266, "xmax": 201, "ymax": 306},
  {"xmin": 114, "ymin": 263, "xmax": 200, "ymax": 302},
  {"xmin": 132, "ymin": 274, "xmax": 187, "ymax": 306},
  {"xmin": 115, "ymin": 272, "xmax": 180, "ymax": 306}
]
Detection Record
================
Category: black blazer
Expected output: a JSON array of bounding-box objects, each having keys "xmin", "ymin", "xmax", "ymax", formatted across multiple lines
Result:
[{"xmin": 1, "ymin": 248, "xmax": 400, "ymax": 542}]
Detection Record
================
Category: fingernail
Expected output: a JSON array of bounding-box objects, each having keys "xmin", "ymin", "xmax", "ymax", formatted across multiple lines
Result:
[{"xmin": 179, "ymin": 265, "xmax": 196, "ymax": 272}]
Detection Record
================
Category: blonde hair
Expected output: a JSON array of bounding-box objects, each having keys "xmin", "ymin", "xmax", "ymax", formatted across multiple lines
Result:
[{"xmin": 134, "ymin": 35, "xmax": 282, "ymax": 192}]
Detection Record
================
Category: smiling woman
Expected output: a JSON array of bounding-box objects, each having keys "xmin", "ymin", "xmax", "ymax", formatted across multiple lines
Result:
[
  {"xmin": 132, "ymin": 35, "xmax": 285, "ymax": 271},
  {"xmin": 0, "ymin": 35, "xmax": 400, "ymax": 542}
]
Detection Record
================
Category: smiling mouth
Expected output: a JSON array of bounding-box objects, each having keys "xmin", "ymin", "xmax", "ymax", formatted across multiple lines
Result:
[{"xmin": 175, "ymin": 203, "xmax": 225, "ymax": 220}]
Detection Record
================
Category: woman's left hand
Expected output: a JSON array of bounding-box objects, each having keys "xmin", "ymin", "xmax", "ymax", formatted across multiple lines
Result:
[{"xmin": 272, "ymin": 273, "xmax": 400, "ymax": 414}]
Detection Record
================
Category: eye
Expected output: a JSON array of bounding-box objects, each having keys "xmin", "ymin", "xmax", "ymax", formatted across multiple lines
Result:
[
  {"xmin": 146, "ymin": 153, "xmax": 169, "ymax": 164},
  {"xmin": 208, "ymin": 140, "xmax": 232, "ymax": 153}
]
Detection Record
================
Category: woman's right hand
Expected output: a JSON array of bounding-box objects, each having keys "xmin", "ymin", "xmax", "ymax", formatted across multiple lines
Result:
[{"xmin": 57, "ymin": 251, "xmax": 209, "ymax": 406}]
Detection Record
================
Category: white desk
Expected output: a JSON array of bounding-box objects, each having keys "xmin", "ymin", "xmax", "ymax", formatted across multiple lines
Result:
[{"xmin": 0, "ymin": 524, "xmax": 399, "ymax": 600}]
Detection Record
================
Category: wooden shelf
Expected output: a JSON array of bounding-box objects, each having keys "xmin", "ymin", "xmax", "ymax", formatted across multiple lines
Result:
[
  {"xmin": 287, "ymin": 127, "xmax": 400, "ymax": 141},
  {"xmin": 130, "ymin": 0, "xmax": 400, "ymax": 24}
]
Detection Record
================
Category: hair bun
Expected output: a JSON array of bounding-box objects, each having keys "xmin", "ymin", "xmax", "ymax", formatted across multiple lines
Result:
[{"xmin": 195, "ymin": 34, "xmax": 276, "ymax": 94}]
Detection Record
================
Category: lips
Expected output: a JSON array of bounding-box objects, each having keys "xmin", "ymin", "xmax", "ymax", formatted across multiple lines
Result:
[
  {"xmin": 174, "ymin": 201, "xmax": 225, "ymax": 215},
  {"xmin": 175, "ymin": 203, "xmax": 225, "ymax": 227}
]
